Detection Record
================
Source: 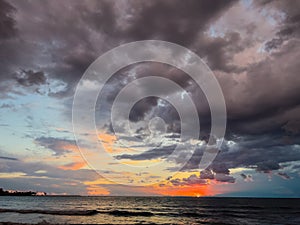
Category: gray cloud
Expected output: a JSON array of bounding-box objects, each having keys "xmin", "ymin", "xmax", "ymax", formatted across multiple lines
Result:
[
  {"xmin": 240, "ymin": 173, "xmax": 253, "ymax": 182},
  {"xmin": 256, "ymin": 161, "xmax": 281, "ymax": 173},
  {"xmin": 116, "ymin": 145, "xmax": 176, "ymax": 161},
  {"xmin": 0, "ymin": 156, "xmax": 18, "ymax": 161},
  {"xmin": 14, "ymin": 70, "xmax": 46, "ymax": 87},
  {"xmin": 215, "ymin": 173, "xmax": 235, "ymax": 183},
  {"xmin": 169, "ymin": 174, "xmax": 207, "ymax": 186},
  {"xmin": 200, "ymin": 169, "xmax": 214, "ymax": 180},
  {"xmin": 0, "ymin": 0, "xmax": 16, "ymax": 39},
  {"xmin": 124, "ymin": 0, "xmax": 237, "ymax": 45},
  {"xmin": 258, "ymin": 0, "xmax": 300, "ymax": 52},
  {"xmin": 114, "ymin": 131, "xmax": 300, "ymax": 178},
  {"xmin": 168, "ymin": 171, "xmax": 235, "ymax": 187},
  {"xmin": 0, "ymin": 157, "xmax": 102, "ymax": 194},
  {"xmin": 35, "ymin": 136, "xmax": 77, "ymax": 156},
  {"xmin": 0, "ymin": 155, "xmax": 99, "ymax": 183},
  {"xmin": 0, "ymin": 0, "xmax": 238, "ymax": 99},
  {"xmin": 277, "ymin": 172, "xmax": 291, "ymax": 180}
]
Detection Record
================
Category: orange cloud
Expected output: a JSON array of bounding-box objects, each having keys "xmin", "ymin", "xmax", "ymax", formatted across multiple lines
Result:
[
  {"xmin": 121, "ymin": 158, "xmax": 162, "ymax": 166},
  {"xmin": 98, "ymin": 133, "xmax": 135, "ymax": 154},
  {"xmin": 59, "ymin": 161, "xmax": 86, "ymax": 170},
  {"xmin": 59, "ymin": 144, "xmax": 80, "ymax": 153},
  {"xmin": 38, "ymin": 141, "xmax": 89, "ymax": 170},
  {"xmin": 86, "ymin": 185, "xmax": 110, "ymax": 195}
]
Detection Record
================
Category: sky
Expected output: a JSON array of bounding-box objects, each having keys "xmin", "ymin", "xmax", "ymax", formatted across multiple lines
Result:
[{"xmin": 0, "ymin": 0, "xmax": 300, "ymax": 197}]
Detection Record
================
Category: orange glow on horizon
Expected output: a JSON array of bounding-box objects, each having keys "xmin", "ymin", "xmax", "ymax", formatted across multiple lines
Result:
[
  {"xmin": 151, "ymin": 184, "xmax": 217, "ymax": 197},
  {"xmin": 86, "ymin": 185, "xmax": 110, "ymax": 195}
]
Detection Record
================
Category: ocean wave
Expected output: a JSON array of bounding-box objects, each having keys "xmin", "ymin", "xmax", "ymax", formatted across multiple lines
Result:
[
  {"xmin": 102, "ymin": 210, "xmax": 154, "ymax": 217},
  {"xmin": 0, "ymin": 208, "xmax": 98, "ymax": 216},
  {"xmin": 0, "ymin": 208, "xmax": 154, "ymax": 217},
  {"xmin": 1, "ymin": 207, "xmax": 299, "ymax": 219}
]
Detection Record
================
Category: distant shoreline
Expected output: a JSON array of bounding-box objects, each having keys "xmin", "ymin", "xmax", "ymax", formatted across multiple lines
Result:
[{"xmin": 0, "ymin": 188, "xmax": 46, "ymax": 196}]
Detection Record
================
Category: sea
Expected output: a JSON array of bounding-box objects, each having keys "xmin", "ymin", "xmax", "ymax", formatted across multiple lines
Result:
[{"xmin": 0, "ymin": 196, "xmax": 300, "ymax": 225}]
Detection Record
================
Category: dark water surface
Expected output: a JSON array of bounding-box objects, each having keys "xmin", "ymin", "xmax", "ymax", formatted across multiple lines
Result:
[{"xmin": 0, "ymin": 196, "xmax": 299, "ymax": 224}]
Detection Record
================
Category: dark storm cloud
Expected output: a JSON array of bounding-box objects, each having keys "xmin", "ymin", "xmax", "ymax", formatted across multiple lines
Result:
[
  {"xmin": 129, "ymin": 97, "xmax": 159, "ymax": 122},
  {"xmin": 14, "ymin": 70, "xmax": 46, "ymax": 86},
  {"xmin": 103, "ymin": 26, "xmax": 300, "ymax": 137},
  {"xmin": 0, "ymin": 0, "xmax": 17, "ymax": 39},
  {"xmin": 0, "ymin": 0, "xmax": 238, "ymax": 98},
  {"xmin": 0, "ymin": 0, "xmax": 241, "ymax": 139},
  {"xmin": 217, "ymin": 38, "xmax": 300, "ymax": 138},
  {"xmin": 95, "ymin": 1, "xmax": 243, "ymax": 124},
  {"xmin": 212, "ymin": 163, "xmax": 230, "ymax": 175},
  {"xmin": 256, "ymin": 161, "xmax": 281, "ymax": 173},
  {"xmin": 102, "ymin": 7, "xmax": 299, "ymax": 136},
  {"xmin": 0, "ymin": 0, "xmax": 119, "ymax": 97},
  {"xmin": 123, "ymin": 0, "xmax": 300, "ymax": 141},
  {"xmin": 113, "ymin": 131, "xmax": 300, "ymax": 177},
  {"xmin": 160, "ymin": 134, "xmax": 300, "ymax": 180},
  {"xmin": 124, "ymin": 0, "xmax": 237, "ymax": 45},
  {"xmin": 229, "ymin": 136, "xmax": 299, "ymax": 170},
  {"xmin": 196, "ymin": 32, "xmax": 246, "ymax": 73},
  {"xmin": 129, "ymin": 96, "xmax": 181, "ymax": 125},
  {"xmin": 116, "ymin": 145, "xmax": 176, "ymax": 161},
  {"xmin": 262, "ymin": 1, "xmax": 300, "ymax": 51},
  {"xmin": 0, "ymin": 0, "xmax": 17, "ymax": 85},
  {"xmin": 98, "ymin": 63, "xmax": 189, "ymax": 124}
]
